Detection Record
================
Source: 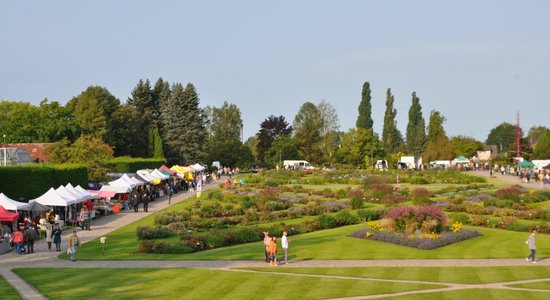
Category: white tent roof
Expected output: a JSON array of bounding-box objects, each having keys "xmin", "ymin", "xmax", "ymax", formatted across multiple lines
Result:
[
  {"xmin": 190, "ymin": 163, "xmax": 205, "ymax": 172},
  {"xmin": 130, "ymin": 176, "xmax": 147, "ymax": 185},
  {"xmin": 30, "ymin": 188, "xmax": 76, "ymax": 207},
  {"xmin": 137, "ymin": 170, "xmax": 156, "ymax": 182},
  {"xmin": 100, "ymin": 184, "xmax": 131, "ymax": 193},
  {"xmin": 108, "ymin": 175, "xmax": 137, "ymax": 188},
  {"xmin": 75, "ymin": 185, "xmax": 100, "ymax": 197},
  {"xmin": 121, "ymin": 174, "xmax": 144, "ymax": 186},
  {"xmin": 0, "ymin": 192, "xmax": 29, "ymax": 210},
  {"xmin": 66, "ymin": 183, "xmax": 99, "ymax": 199},
  {"xmin": 151, "ymin": 169, "xmax": 170, "ymax": 180},
  {"xmin": 56, "ymin": 185, "xmax": 85, "ymax": 203}
]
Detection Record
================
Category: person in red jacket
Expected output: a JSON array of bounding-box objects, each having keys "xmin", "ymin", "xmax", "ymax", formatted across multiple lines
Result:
[
  {"xmin": 269, "ymin": 236, "xmax": 278, "ymax": 266},
  {"xmin": 12, "ymin": 228, "xmax": 24, "ymax": 254}
]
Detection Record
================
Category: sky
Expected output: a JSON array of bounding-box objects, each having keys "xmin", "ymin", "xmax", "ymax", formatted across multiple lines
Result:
[{"xmin": 1, "ymin": 0, "xmax": 549, "ymax": 142}]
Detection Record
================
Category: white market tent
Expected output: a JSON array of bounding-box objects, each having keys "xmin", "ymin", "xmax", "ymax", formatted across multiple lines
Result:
[
  {"xmin": 0, "ymin": 192, "xmax": 29, "ymax": 211},
  {"xmin": 75, "ymin": 185, "xmax": 99, "ymax": 197},
  {"xmin": 66, "ymin": 183, "xmax": 98, "ymax": 200},
  {"xmin": 452, "ymin": 156, "xmax": 470, "ymax": 165},
  {"xmin": 137, "ymin": 170, "xmax": 156, "ymax": 182},
  {"xmin": 56, "ymin": 186, "xmax": 85, "ymax": 204},
  {"xmin": 151, "ymin": 169, "xmax": 170, "ymax": 180},
  {"xmin": 130, "ymin": 176, "xmax": 147, "ymax": 185},
  {"xmin": 120, "ymin": 174, "xmax": 145, "ymax": 186},
  {"xmin": 190, "ymin": 163, "xmax": 205, "ymax": 172},
  {"xmin": 108, "ymin": 175, "xmax": 138, "ymax": 188},
  {"xmin": 30, "ymin": 188, "xmax": 76, "ymax": 207}
]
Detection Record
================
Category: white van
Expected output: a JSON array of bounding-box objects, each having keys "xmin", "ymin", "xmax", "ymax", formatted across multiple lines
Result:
[{"xmin": 283, "ymin": 160, "xmax": 314, "ymax": 170}]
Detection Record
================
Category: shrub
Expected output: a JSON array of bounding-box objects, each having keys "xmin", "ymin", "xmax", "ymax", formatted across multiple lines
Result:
[
  {"xmin": 350, "ymin": 197, "xmax": 364, "ymax": 209},
  {"xmin": 241, "ymin": 197, "xmax": 257, "ymax": 209},
  {"xmin": 265, "ymin": 181, "xmax": 279, "ymax": 187},
  {"xmin": 318, "ymin": 214, "xmax": 338, "ymax": 229},
  {"xmin": 154, "ymin": 211, "xmax": 191, "ymax": 225},
  {"xmin": 357, "ymin": 209, "xmax": 381, "ymax": 221},
  {"xmin": 409, "ymin": 176, "xmax": 429, "ymax": 185},
  {"xmin": 381, "ymin": 194, "xmax": 408, "ymax": 205},
  {"xmin": 468, "ymin": 193, "xmax": 491, "ymax": 202},
  {"xmin": 411, "ymin": 188, "xmax": 431, "ymax": 205},
  {"xmin": 497, "ymin": 216, "xmax": 517, "ymax": 229},
  {"xmin": 334, "ymin": 210, "xmax": 359, "ymax": 226},
  {"xmin": 495, "ymin": 186, "xmax": 527, "ymax": 201},
  {"xmin": 450, "ymin": 213, "xmax": 471, "ymax": 224},
  {"xmin": 136, "ymin": 226, "xmax": 172, "ymax": 240},
  {"xmin": 522, "ymin": 191, "xmax": 550, "ymax": 203},
  {"xmin": 363, "ymin": 175, "xmax": 389, "ymax": 186},
  {"xmin": 528, "ymin": 223, "xmax": 550, "ymax": 234},
  {"xmin": 370, "ymin": 184, "xmax": 394, "ymax": 200},
  {"xmin": 493, "ymin": 208, "xmax": 514, "ymax": 217},
  {"xmin": 385, "ymin": 205, "xmax": 446, "ymax": 233},
  {"xmin": 507, "ymin": 223, "xmax": 529, "ymax": 232}
]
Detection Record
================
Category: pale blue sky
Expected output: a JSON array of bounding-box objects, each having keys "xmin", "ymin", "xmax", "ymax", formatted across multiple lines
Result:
[{"xmin": 1, "ymin": 1, "xmax": 549, "ymax": 141}]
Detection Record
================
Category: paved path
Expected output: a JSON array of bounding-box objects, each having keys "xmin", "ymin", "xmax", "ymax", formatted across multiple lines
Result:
[
  {"xmin": 471, "ymin": 170, "xmax": 548, "ymax": 190},
  {"xmin": 2, "ymin": 177, "xmax": 550, "ymax": 300}
]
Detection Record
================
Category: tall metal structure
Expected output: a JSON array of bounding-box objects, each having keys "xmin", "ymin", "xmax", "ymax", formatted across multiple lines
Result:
[{"xmin": 516, "ymin": 112, "xmax": 521, "ymax": 158}]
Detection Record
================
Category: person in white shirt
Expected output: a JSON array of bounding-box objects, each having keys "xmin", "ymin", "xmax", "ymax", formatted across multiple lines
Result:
[{"xmin": 281, "ymin": 231, "xmax": 290, "ymax": 264}]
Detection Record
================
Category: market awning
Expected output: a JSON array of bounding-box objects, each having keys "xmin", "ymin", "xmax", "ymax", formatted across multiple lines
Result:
[
  {"xmin": 0, "ymin": 205, "xmax": 19, "ymax": 222},
  {"xmin": 30, "ymin": 188, "xmax": 76, "ymax": 207},
  {"xmin": 517, "ymin": 160, "xmax": 535, "ymax": 167},
  {"xmin": 87, "ymin": 190, "xmax": 118, "ymax": 199},
  {"xmin": 0, "ymin": 192, "xmax": 29, "ymax": 211}
]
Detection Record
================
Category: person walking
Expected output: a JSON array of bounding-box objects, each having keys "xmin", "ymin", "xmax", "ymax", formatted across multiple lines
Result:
[
  {"xmin": 269, "ymin": 236, "xmax": 278, "ymax": 266},
  {"xmin": 281, "ymin": 231, "xmax": 290, "ymax": 264},
  {"xmin": 44, "ymin": 222, "xmax": 53, "ymax": 251},
  {"xmin": 68, "ymin": 230, "xmax": 81, "ymax": 262},
  {"xmin": 80, "ymin": 207, "xmax": 90, "ymax": 231},
  {"xmin": 132, "ymin": 192, "xmax": 140, "ymax": 213},
  {"xmin": 167, "ymin": 183, "xmax": 173, "ymax": 205},
  {"xmin": 24, "ymin": 225, "xmax": 37, "ymax": 254},
  {"xmin": 12, "ymin": 228, "xmax": 24, "ymax": 254},
  {"xmin": 526, "ymin": 229, "xmax": 537, "ymax": 263},
  {"xmin": 52, "ymin": 223, "xmax": 62, "ymax": 252},
  {"xmin": 142, "ymin": 191, "xmax": 150, "ymax": 212},
  {"xmin": 263, "ymin": 231, "xmax": 270, "ymax": 262}
]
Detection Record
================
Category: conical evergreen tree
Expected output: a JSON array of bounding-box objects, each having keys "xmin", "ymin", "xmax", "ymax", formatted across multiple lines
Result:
[
  {"xmin": 127, "ymin": 79, "xmax": 154, "ymax": 157},
  {"xmin": 405, "ymin": 92, "xmax": 426, "ymax": 156},
  {"xmin": 356, "ymin": 82, "xmax": 374, "ymax": 129},
  {"xmin": 152, "ymin": 77, "xmax": 170, "ymax": 127},
  {"xmin": 381, "ymin": 88, "xmax": 404, "ymax": 153}
]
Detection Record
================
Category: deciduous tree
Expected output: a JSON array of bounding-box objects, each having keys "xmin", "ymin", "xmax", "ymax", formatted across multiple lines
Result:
[
  {"xmin": 293, "ymin": 102, "xmax": 322, "ymax": 162},
  {"xmin": 257, "ymin": 115, "xmax": 292, "ymax": 162}
]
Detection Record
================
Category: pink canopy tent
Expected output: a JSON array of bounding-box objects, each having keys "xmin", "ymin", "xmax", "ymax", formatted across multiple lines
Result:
[{"xmin": 0, "ymin": 205, "xmax": 19, "ymax": 222}]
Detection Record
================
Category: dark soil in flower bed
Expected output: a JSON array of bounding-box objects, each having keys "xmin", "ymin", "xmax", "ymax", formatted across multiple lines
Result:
[{"xmin": 350, "ymin": 228, "xmax": 482, "ymax": 250}]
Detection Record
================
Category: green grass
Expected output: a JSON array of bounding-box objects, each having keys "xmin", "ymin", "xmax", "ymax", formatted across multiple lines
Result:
[
  {"xmin": 0, "ymin": 275, "xmax": 21, "ymax": 300},
  {"xmin": 73, "ymin": 219, "xmax": 550, "ymax": 260},
  {"xmin": 242, "ymin": 266, "xmax": 550, "ymax": 284},
  {"xmin": 507, "ymin": 280, "xmax": 550, "ymax": 290},
  {"xmin": 380, "ymin": 289, "xmax": 550, "ymax": 299},
  {"xmin": 13, "ymin": 268, "xmax": 442, "ymax": 300}
]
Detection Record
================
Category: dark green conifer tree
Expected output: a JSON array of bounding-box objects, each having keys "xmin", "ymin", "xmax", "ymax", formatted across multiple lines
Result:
[
  {"xmin": 381, "ymin": 88, "xmax": 404, "ymax": 153},
  {"xmin": 356, "ymin": 82, "xmax": 374, "ymax": 129},
  {"xmin": 405, "ymin": 92, "xmax": 426, "ymax": 156}
]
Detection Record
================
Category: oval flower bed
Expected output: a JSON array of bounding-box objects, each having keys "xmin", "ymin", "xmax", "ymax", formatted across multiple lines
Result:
[{"xmin": 351, "ymin": 205, "xmax": 482, "ymax": 250}]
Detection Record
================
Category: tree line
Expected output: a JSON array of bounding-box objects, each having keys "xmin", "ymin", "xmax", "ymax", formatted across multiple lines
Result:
[{"xmin": 1, "ymin": 80, "xmax": 549, "ymax": 171}]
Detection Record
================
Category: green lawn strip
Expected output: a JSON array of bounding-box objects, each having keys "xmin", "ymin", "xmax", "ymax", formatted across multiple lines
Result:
[
  {"xmin": 0, "ymin": 274, "xmax": 21, "ymax": 300},
  {"xmin": 240, "ymin": 266, "xmax": 550, "ymax": 284},
  {"xmin": 72, "ymin": 217, "xmax": 550, "ymax": 260},
  {"xmin": 380, "ymin": 288, "xmax": 550, "ymax": 300},
  {"xmin": 13, "ymin": 268, "xmax": 442, "ymax": 300},
  {"xmin": 506, "ymin": 280, "xmax": 550, "ymax": 290}
]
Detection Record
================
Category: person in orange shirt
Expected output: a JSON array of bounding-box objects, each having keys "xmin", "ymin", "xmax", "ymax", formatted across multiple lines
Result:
[
  {"xmin": 12, "ymin": 228, "xmax": 24, "ymax": 254},
  {"xmin": 269, "ymin": 236, "xmax": 278, "ymax": 266}
]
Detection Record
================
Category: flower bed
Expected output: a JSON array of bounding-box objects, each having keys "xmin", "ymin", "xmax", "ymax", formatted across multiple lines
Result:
[{"xmin": 350, "ymin": 226, "xmax": 482, "ymax": 250}]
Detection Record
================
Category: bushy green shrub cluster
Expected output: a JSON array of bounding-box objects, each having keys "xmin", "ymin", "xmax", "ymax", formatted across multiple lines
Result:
[
  {"xmin": 0, "ymin": 164, "xmax": 88, "ymax": 199},
  {"xmin": 136, "ymin": 226, "xmax": 173, "ymax": 240}
]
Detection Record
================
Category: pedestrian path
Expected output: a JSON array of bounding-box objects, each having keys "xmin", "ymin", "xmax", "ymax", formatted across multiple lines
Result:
[{"xmin": 472, "ymin": 170, "xmax": 547, "ymax": 190}]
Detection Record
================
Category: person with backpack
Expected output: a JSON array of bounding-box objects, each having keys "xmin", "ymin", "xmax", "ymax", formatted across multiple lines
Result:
[
  {"xmin": 24, "ymin": 225, "xmax": 38, "ymax": 254},
  {"xmin": 52, "ymin": 223, "xmax": 62, "ymax": 252}
]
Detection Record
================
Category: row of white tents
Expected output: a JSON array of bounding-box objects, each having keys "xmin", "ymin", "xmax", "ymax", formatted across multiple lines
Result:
[
  {"xmin": 98, "ymin": 169, "xmax": 172, "ymax": 194},
  {"xmin": 0, "ymin": 183, "xmax": 98, "ymax": 211}
]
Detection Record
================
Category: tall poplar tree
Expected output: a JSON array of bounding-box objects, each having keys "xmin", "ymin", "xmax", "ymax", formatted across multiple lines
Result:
[
  {"xmin": 406, "ymin": 92, "xmax": 426, "ymax": 156},
  {"xmin": 381, "ymin": 88, "xmax": 403, "ymax": 153},
  {"xmin": 356, "ymin": 82, "xmax": 373, "ymax": 129},
  {"xmin": 423, "ymin": 110, "xmax": 451, "ymax": 161}
]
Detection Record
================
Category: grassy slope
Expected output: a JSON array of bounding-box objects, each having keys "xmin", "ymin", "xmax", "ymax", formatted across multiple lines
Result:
[
  {"xmin": 0, "ymin": 275, "xmax": 21, "ymax": 300},
  {"xmin": 243, "ymin": 266, "xmax": 550, "ymax": 284},
  {"xmin": 13, "ymin": 268, "xmax": 441, "ymax": 300}
]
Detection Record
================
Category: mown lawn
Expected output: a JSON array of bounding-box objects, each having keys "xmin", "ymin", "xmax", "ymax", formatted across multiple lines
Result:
[
  {"xmin": 13, "ymin": 268, "xmax": 442, "ymax": 300},
  {"xmin": 243, "ymin": 266, "xmax": 550, "ymax": 284},
  {"xmin": 381, "ymin": 289, "xmax": 550, "ymax": 300},
  {"xmin": 72, "ymin": 218, "xmax": 550, "ymax": 261},
  {"xmin": 507, "ymin": 280, "xmax": 550, "ymax": 290},
  {"xmin": 0, "ymin": 275, "xmax": 21, "ymax": 300}
]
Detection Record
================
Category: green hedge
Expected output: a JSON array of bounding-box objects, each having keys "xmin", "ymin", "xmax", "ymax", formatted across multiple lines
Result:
[
  {"xmin": 0, "ymin": 164, "xmax": 88, "ymax": 200},
  {"xmin": 109, "ymin": 157, "xmax": 167, "ymax": 173}
]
